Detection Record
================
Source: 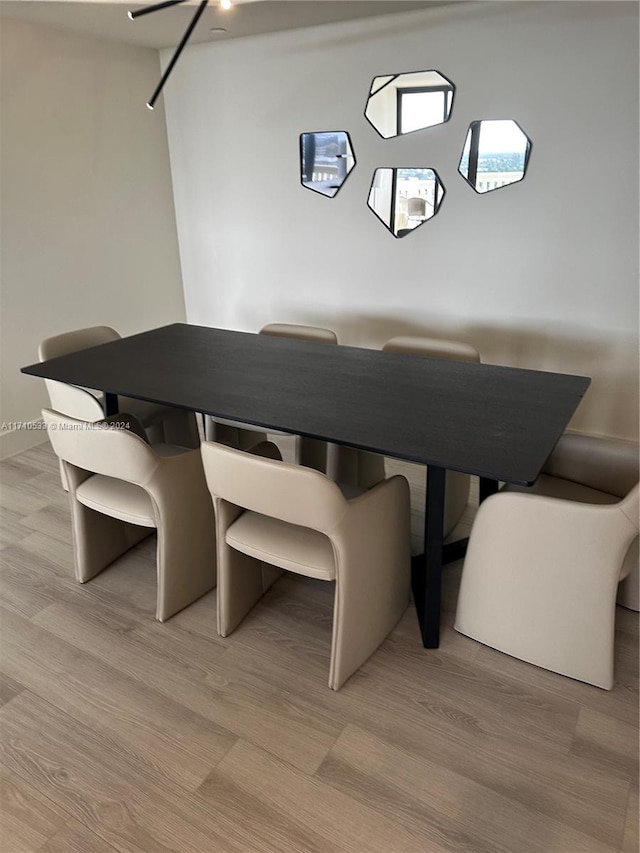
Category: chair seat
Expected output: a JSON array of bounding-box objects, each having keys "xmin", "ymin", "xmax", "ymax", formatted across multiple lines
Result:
[
  {"xmin": 226, "ymin": 511, "xmax": 336, "ymax": 580},
  {"xmin": 76, "ymin": 475, "xmax": 156, "ymax": 527}
]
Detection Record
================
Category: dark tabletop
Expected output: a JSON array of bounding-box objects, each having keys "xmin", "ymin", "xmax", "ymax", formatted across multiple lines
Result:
[{"xmin": 23, "ymin": 323, "xmax": 590, "ymax": 484}]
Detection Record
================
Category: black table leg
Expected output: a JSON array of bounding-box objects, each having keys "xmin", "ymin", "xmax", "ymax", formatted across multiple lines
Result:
[
  {"xmin": 412, "ymin": 471, "xmax": 494, "ymax": 649},
  {"xmin": 479, "ymin": 476, "xmax": 499, "ymax": 503},
  {"xmin": 411, "ymin": 464, "xmax": 446, "ymax": 649},
  {"xmin": 104, "ymin": 393, "xmax": 119, "ymax": 416}
]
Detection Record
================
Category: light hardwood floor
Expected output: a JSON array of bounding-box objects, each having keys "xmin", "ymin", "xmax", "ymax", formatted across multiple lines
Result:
[{"xmin": 0, "ymin": 437, "xmax": 638, "ymax": 853}]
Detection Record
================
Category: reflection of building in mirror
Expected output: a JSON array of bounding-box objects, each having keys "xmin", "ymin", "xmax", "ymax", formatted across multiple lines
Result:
[
  {"xmin": 299, "ymin": 131, "xmax": 356, "ymax": 198},
  {"xmin": 368, "ymin": 168, "xmax": 445, "ymax": 237},
  {"xmin": 365, "ymin": 70, "xmax": 455, "ymax": 139},
  {"xmin": 459, "ymin": 119, "xmax": 532, "ymax": 193}
]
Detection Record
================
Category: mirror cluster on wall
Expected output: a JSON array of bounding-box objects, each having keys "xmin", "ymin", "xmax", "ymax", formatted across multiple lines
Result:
[{"xmin": 299, "ymin": 69, "xmax": 532, "ymax": 237}]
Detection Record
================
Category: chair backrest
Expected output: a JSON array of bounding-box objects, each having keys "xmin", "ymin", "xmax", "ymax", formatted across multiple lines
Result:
[
  {"xmin": 543, "ymin": 433, "xmax": 639, "ymax": 499},
  {"xmin": 38, "ymin": 326, "xmax": 121, "ymax": 361},
  {"xmin": 39, "ymin": 326, "xmax": 122, "ymax": 422},
  {"xmin": 42, "ymin": 381, "xmax": 105, "ymax": 422},
  {"xmin": 201, "ymin": 441, "xmax": 348, "ymax": 534},
  {"xmin": 260, "ymin": 323, "xmax": 338, "ymax": 345},
  {"xmin": 42, "ymin": 408, "xmax": 159, "ymax": 485},
  {"xmin": 383, "ymin": 335, "xmax": 481, "ymax": 364}
]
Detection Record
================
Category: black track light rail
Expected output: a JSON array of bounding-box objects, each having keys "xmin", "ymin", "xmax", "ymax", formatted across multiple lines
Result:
[{"xmin": 128, "ymin": 0, "xmax": 210, "ymax": 109}]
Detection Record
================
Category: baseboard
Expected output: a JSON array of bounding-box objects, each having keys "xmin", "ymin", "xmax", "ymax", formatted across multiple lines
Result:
[{"xmin": 0, "ymin": 420, "xmax": 49, "ymax": 459}]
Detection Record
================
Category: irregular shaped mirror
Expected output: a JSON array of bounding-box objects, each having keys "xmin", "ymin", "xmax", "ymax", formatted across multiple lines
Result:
[
  {"xmin": 364, "ymin": 70, "xmax": 455, "ymax": 139},
  {"xmin": 459, "ymin": 119, "xmax": 532, "ymax": 193},
  {"xmin": 367, "ymin": 168, "xmax": 445, "ymax": 237},
  {"xmin": 300, "ymin": 131, "xmax": 356, "ymax": 198}
]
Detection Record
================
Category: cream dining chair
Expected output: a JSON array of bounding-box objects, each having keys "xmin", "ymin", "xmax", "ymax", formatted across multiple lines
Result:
[
  {"xmin": 455, "ymin": 433, "xmax": 639, "ymax": 689},
  {"xmin": 201, "ymin": 439, "xmax": 411, "ymax": 690},
  {"xmin": 43, "ymin": 408, "xmax": 216, "ymax": 622},
  {"xmin": 206, "ymin": 323, "xmax": 338, "ymax": 472},
  {"xmin": 39, "ymin": 326, "xmax": 200, "ymax": 445},
  {"xmin": 328, "ymin": 334, "xmax": 481, "ymax": 536}
]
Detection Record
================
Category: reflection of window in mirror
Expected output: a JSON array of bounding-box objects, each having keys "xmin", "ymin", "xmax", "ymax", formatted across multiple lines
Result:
[
  {"xmin": 365, "ymin": 70, "xmax": 455, "ymax": 139},
  {"xmin": 398, "ymin": 87, "xmax": 453, "ymax": 135},
  {"xmin": 459, "ymin": 119, "xmax": 532, "ymax": 193},
  {"xmin": 300, "ymin": 131, "xmax": 356, "ymax": 198}
]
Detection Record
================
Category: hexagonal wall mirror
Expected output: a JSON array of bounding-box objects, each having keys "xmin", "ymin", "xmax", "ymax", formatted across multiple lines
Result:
[
  {"xmin": 300, "ymin": 131, "xmax": 356, "ymax": 198},
  {"xmin": 367, "ymin": 168, "xmax": 445, "ymax": 237},
  {"xmin": 459, "ymin": 119, "xmax": 532, "ymax": 193},
  {"xmin": 364, "ymin": 70, "xmax": 455, "ymax": 139}
]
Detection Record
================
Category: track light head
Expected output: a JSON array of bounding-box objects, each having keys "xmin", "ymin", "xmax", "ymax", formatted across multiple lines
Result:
[{"xmin": 128, "ymin": 0, "xmax": 188, "ymax": 21}]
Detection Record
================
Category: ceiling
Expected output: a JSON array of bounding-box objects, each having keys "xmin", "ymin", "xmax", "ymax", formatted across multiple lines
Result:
[{"xmin": 1, "ymin": 0, "xmax": 448, "ymax": 49}]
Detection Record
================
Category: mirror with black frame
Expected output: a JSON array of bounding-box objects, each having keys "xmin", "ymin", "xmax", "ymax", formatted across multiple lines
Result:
[
  {"xmin": 364, "ymin": 70, "xmax": 455, "ymax": 139},
  {"xmin": 299, "ymin": 131, "xmax": 356, "ymax": 198},
  {"xmin": 367, "ymin": 167, "xmax": 445, "ymax": 237},
  {"xmin": 458, "ymin": 119, "xmax": 532, "ymax": 193}
]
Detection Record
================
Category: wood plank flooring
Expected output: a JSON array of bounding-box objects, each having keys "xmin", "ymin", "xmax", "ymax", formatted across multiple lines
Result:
[{"xmin": 0, "ymin": 438, "xmax": 638, "ymax": 853}]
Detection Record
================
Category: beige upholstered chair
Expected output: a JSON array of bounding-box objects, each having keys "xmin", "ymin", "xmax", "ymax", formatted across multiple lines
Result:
[
  {"xmin": 206, "ymin": 323, "xmax": 338, "ymax": 472},
  {"xmin": 201, "ymin": 440, "xmax": 411, "ymax": 689},
  {"xmin": 259, "ymin": 323, "xmax": 338, "ymax": 345},
  {"xmin": 455, "ymin": 433, "xmax": 639, "ymax": 689},
  {"xmin": 42, "ymin": 408, "xmax": 216, "ymax": 622},
  {"xmin": 39, "ymin": 326, "xmax": 200, "ymax": 449},
  {"xmin": 329, "ymin": 334, "xmax": 481, "ymax": 534},
  {"xmin": 383, "ymin": 335, "xmax": 481, "ymax": 364}
]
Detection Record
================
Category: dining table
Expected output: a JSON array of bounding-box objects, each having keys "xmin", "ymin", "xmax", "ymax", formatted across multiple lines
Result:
[{"xmin": 22, "ymin": 323, "xmax": 591, "ymax": 648}]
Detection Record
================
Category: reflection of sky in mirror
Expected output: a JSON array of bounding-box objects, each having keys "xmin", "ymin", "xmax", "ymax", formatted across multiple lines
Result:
[
  {"xmin": 478, "ymin": 120, "xmax": 526, "ymax": 153},
  {"xmin": 397, "ymin": 168, "xmax": 436, "ymax": 181}
]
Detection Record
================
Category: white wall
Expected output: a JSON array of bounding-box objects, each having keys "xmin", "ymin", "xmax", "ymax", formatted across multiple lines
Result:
[
  {"xmin": 164, "ymin": 0, "xmax": 638, "ymax": 441},
  {"xmin": 0, "ymin": 18, "xmax": 186, "ymax": 457}
]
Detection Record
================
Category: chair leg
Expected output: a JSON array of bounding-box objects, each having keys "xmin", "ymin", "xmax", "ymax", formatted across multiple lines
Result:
[
  {"xmin": 70, "ymin": 501, "xmax": 151, "ymax": 583},
  {"xmin": 214, "ymin": 498, "xmax": 269, "ymax": 635},
  {"xmin": 58, "ymin": 458, "xmax": 69, "ymax": 492},
  {"xmin": 155, "ymin": 509, "xmax": 216, "ymax": 623},
  {"xmin": 617, "ymin": 537, "xmax": 639, "ymax": 611},
  {"xmin": 328, "ymin": 560, "xmax": 410, "ymax": 691},
  {"xmin": 218, "ymin": 548, "xmax": 270, "ymax": 635},
  {"xmin": 327, "ymin": 478, "xmax": 411, "ymax": 690}
]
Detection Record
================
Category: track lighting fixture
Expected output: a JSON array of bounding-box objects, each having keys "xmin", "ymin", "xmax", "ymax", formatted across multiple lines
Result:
[{"xmin": 129, "ymin": 0, "xmax": 231, "ymax": 108}]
